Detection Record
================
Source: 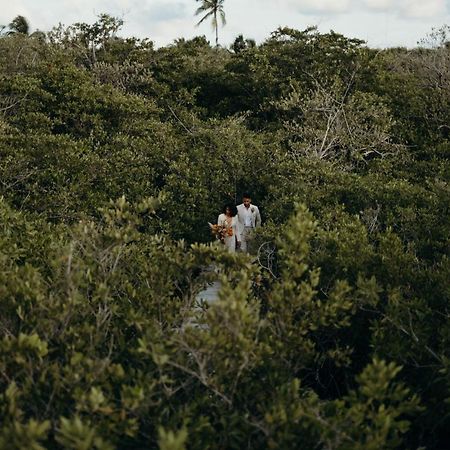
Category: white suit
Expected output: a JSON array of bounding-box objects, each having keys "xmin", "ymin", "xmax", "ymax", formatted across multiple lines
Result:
[{"xmin": 236, "ymin": 204, "xmax": 261, "ymax": 253}]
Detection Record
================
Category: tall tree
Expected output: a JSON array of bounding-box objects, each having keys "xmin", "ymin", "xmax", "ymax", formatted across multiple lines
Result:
[
  {"xmin": 7, "ymin": 15, "xmax": 30, "ymax": 35},
  {"xmin": 195, "ymin": 0, "xmax": 226, "ymax": 46}
]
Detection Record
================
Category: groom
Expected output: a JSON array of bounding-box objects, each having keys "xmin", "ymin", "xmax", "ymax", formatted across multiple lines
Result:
[{"xmin": 237, "ymin": 193, "xmax": 261, "ymax": 253}]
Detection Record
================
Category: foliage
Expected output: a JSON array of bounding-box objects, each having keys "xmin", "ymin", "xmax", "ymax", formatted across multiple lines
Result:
[
  {"xmin": 0, "ymin": 14, "xmax": 449, "ymax": 449},
  {"xmin": 195, "ymin": 0, "xmax": 226, "ymax": 46}
]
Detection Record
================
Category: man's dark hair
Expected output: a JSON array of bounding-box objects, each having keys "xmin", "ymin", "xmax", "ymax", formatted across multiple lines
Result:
[
  {"xmin": 242, "ymin": 193, "xmax": 251, "ymax": 199},
  {"xmin": 222, "ymin": 203, "xmax": 238, "ymax": 217}
]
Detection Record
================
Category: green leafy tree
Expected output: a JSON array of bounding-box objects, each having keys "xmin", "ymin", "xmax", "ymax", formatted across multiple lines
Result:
[
  {"xmin": 7, "ymin": 15, "xmax": 30, "ymax": 35},
  {"xmin": 0, "ymin": 15, "xmax": 449, "ymax": 449},
  {"xmin": 231, "ymin": 34, "xmax": 255, "ymax": 53}
]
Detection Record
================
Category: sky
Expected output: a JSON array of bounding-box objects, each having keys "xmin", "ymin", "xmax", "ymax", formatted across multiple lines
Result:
[{"xmin": 1, "ymin": 0, "xmax": 450, "ymax": 49}]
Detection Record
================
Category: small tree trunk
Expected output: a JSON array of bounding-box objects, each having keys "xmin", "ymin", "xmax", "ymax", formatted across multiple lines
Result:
[{"xmin": 215, "ymin": 12, "xmax": 218, "ymax": 46}]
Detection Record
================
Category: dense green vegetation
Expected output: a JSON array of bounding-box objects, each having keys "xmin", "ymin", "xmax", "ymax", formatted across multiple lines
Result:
[{"xmin": 0, "ymin": 14, "xmax": 449, "ymax": 449}]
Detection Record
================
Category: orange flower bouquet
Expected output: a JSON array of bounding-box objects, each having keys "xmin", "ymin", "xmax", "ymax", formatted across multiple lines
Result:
[{"xmin": 208, "ymin": 222, "xmax": 232, "ymax": 243}]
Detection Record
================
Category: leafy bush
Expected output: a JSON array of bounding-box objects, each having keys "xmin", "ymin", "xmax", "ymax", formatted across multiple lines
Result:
[{"xmin": 0, "ymin": 16, "xmax": 449, "ymax": 449}]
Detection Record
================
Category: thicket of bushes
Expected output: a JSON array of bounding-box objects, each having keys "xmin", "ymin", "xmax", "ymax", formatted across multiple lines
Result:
[{"xmin": 0, "ymin": 16, "xmax": 449, "ymax": 449}]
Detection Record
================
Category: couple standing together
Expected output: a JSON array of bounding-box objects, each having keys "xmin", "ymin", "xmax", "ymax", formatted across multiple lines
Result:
[{"xmin": 217, "ymin": 193, "xmax": 261, "ymax": 253}]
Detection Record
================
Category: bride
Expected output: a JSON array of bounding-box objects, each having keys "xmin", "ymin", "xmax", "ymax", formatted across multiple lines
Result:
[{"xmin": 217, "ymin": 204, "xmax": 241, "ymax": 253}]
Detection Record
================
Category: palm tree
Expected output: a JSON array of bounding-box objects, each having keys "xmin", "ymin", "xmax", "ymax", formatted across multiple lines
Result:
[
  {"xmin": 8, "ymin": 15, "xmax": 30, "ymax": 35},
  {"xmin": 195, "ymin": 0, "xmax": 226, "ymax": 47}
]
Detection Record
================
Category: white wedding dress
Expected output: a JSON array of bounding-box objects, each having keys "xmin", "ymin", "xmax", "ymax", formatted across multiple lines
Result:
[{"xmin": 217, "ymin": 214, "xmax": 241, "ymax": 252}]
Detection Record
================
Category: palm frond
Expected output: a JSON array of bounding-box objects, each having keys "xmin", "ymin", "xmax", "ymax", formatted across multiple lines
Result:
[
  {"xmin": 196, "ymin": 11, "xmax": 214, "ymax": 26},
  {"xmin": 194, "ymin": 1, "xmax": 214, "ymax": 16},
  {"xmin": 196, "ymin": 0, "xmax": 214, "ymax": 9},
  {"xmin": 195, "ymin": 5, "xmax": 208, "ymax": 15}
]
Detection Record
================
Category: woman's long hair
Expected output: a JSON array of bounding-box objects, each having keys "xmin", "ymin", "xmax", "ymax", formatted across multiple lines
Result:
[{"xmin": 222, "ymin": 203, "xmax": 238, "ymax": 217}]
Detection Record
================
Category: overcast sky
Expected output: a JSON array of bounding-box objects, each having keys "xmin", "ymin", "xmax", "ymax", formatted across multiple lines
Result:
[{"xmin": 2, "ymin": 0, "xmax": 450, "ymax": 48}]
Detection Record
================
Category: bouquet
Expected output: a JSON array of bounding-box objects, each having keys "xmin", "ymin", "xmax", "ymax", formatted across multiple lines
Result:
[{"xmin": 208, "ymin": 222, "xmax": 233, "ymax": 243}]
